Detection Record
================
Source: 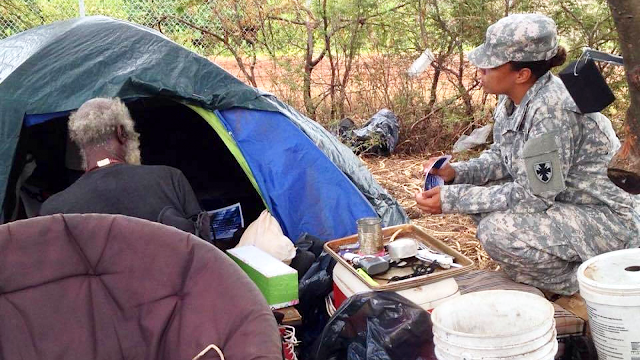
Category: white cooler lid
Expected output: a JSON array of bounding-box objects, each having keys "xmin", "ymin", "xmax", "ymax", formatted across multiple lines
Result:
[{"xmin": 333, "ymin": 263, "xmax": 459, "ymax": 307}]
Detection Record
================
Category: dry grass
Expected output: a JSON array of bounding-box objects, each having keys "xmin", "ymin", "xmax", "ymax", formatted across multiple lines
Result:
[{"xmin": 360, "ymin": 154, "xmax": 500, "ymax": 271}]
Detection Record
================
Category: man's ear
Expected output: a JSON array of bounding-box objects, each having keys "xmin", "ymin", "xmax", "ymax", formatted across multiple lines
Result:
[
  {"xmin": 116, "ymin": 124, "xmax": 128, "ymax": 145},
  {"xmin": 515, "ymin": 68, "xmax": 533, "ymax": 84}
]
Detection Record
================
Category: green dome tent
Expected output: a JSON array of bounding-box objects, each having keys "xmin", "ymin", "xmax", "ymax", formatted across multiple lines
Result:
[{"xmin": 0, "ymin": 16, "xmax": 408, "ymax": 241}]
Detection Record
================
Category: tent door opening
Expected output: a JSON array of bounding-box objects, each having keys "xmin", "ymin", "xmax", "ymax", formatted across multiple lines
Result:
[{"xmin": 5, "ymin": 98, "xmax": 266, "ymax": 247}]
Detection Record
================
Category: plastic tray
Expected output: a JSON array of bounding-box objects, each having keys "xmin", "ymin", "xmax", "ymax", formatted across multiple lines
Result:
[{"xmin": 323, "ymin": 224, "xmax": 475, "ymax": 291}]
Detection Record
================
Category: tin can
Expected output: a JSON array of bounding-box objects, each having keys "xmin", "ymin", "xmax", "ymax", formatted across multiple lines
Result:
[{"xmin": 357, "ymin": 217, "xmax": 383, "ymax": 255}]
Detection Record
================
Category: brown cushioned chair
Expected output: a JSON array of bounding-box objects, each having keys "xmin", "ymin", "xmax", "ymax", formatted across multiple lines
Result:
[{"xmin": 0, "ymin": 214, "xmax": 282, "ymax": 360}]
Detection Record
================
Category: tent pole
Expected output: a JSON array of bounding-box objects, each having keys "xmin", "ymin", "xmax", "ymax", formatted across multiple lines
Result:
[{"xmin": 79, "ymin": 0, "xmax": 85, "ymax": 17}]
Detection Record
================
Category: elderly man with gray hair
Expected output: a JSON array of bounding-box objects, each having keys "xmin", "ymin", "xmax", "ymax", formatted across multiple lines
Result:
[{"xmin": 40, "ymin": 97, "xmax": 207, "ymax": 236}]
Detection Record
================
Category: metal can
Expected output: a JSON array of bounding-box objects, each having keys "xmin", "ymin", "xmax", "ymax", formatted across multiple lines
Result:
[{"xmin": 357, "ymin": 217, "xmax": 383, "ymax": 255}]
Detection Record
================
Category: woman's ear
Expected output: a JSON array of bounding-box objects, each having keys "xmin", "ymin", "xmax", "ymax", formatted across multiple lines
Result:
[{"xmin": 515, "ymin": 68, "xmax": 533, "ymax": 84}]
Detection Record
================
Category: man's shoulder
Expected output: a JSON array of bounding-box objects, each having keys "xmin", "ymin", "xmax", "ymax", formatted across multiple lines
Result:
[
  {"xmin": 40, "ymin": 190, "xmax": 71, "ymax": 216},
  {"xmin": 122, "ymin": 164, "xmax": 184, "ymax": 177}
]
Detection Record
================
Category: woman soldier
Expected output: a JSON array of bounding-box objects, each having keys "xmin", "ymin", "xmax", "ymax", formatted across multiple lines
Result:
[{"xmin": 415, "ymin": 14, "xmax": 639, "ymax": 295}]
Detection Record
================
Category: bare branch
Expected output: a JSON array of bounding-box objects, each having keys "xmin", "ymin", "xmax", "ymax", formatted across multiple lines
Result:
[
  {"xmin": 267, "ymin": 15, "xmax": 308, "ymax": 26},
  {"xmin": 162, "ymin": 15, "xmax": 226, "ymax": 43}
]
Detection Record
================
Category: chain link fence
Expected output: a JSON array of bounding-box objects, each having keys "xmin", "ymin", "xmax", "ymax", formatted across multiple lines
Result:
[{"xmin": 0, "ymin": 0, "xmax": 241, "ymax": 56}]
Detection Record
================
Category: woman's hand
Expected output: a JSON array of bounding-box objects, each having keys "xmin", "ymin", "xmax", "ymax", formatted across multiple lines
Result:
[
  {"xmin": 423, "ymin": 156, "xmax": 456, "ymax": 183},
  {"xmin": 415, "ymin": 187, "xmax": 442, "ymax": 214}
]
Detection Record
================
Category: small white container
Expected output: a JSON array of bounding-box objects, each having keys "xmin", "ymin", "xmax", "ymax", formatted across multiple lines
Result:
[
  {"xmin": 408, "ymin": 49, "xmax": 435, "ymax": 77},
  {"xmin": 387, "ymin": 238, "xmax": 418, "ymax": 260}
]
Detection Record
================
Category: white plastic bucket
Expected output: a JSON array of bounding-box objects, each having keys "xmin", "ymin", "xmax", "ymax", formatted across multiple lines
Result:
[
  {"xmin": 331, "ymin": 263, "xmax": 460, "ymax": 312},
  {"xmin": 431, "ymin": 290, "xmax": 557, "ymax": 359},
  {"xmin": 432, "ymin": 328, "xmax": 557, "ymax": 358},
  {"xmin": 577, "ymin": 248, "xmax": 640, "ymax": 359},
  {"xmin": 433, "ymin": 340, "xmax": 558, "ymax": 360}
]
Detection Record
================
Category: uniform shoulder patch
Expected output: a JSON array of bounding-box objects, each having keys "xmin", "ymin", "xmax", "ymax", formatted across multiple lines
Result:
[
  {"xmin": 534, "ymin": 161, "xmax": 552, "ymax": 183},
  {"xmin": 523, "ymin": 133, "xmax": 565, "ymax": 195}
]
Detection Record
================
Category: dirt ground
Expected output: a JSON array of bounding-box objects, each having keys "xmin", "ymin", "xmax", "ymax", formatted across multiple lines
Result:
[{"xmin": 360, "ymin": 154, "xmax": 499, "ymax": 271}]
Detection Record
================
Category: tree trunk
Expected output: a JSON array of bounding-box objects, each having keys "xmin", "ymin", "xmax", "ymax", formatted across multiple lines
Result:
[
  {"xmin": 303, "ymin": 17, "xmax": 317, "ymax": 119},
  {"xmin": 428, "ymin": 66, "xmax": 441, "ymax": 110},
  {"xmin": 458, "ymin": 47, "xmax": 473, "ymax": 116},
  {"xmin": 606, "ymin": 0, "xmax": 640, "ymax": 194}
]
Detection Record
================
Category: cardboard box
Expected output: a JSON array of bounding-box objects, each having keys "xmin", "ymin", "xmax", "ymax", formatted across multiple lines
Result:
[{"xmin": 227, "ymin": 246, "xmax": 298, "ymax": 309}]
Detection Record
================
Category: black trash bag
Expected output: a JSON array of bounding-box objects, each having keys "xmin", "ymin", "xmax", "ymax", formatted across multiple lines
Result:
[
  {"xmin": 289, "ymin": 248, "xmax": 316, "ymax": 280},
  {"xmin": 290, "ymin": 233, "xmax": 325, "ymax": 280},
  {"xmin": 296, "ymin": 232, "xmax": 326, "ymax": 258},
  {"xmin": 338, "ymin": 109, "xmax": 399, "ymax": 156},
  {"xmin": 337, "ymin": 118, "xmax": 357, "ymax": 139},
  {"xmin": 310, "ymin": 292, "xmax": 436, "ymax": 360},
  {"xmin": 559, "ymin": 335, "xmax": 598, "ymax": 360},
  {"xmin": 296, "ymin": 252, "xmax": 337, "ymax": 358}
]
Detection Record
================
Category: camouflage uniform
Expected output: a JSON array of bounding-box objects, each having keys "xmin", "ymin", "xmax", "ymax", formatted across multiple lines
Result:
[{"xmin": 439, "ymin": 14, "xmax": 640, "ymax": 295}]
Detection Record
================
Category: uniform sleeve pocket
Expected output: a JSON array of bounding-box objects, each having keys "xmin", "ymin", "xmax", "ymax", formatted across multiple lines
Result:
[{"xmin": 522, "ymin": 133, "xmax": 565, "ymax": 196}]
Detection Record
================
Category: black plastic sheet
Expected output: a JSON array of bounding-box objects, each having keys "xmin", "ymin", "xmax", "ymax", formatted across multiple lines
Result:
[
  {"xmin": 311, "ymin": 292, "xmax": 436, "ymax": 360},
  {"xmin": 338, "ymin": 109, "xmax": 399, "ymax": 156}
]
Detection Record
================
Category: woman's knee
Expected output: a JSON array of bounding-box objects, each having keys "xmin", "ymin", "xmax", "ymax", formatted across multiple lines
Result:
[{"xmin": 476, "ymin": 213, "xmax": 514, "ymax": 254}]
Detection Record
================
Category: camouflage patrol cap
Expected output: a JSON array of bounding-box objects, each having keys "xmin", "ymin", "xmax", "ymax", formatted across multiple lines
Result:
[{"xmin": 468, "ymin": 14, "xmax": 558, "ymax": 69}]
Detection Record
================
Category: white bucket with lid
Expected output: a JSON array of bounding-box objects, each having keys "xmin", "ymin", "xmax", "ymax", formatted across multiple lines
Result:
[
  {"xmin": 577, "ymin": 248, "xmax": 640, "ymax": 359},
  {"xmin": 431, "ymin": 290, "xmax": 557, "ymax": 359}
]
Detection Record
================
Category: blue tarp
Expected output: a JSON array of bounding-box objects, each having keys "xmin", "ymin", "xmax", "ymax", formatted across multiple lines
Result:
[
  {"xmin": 219, "ymin": 108, "xmax": 377, "ymax": 240},
  {"xmin": 24, "ymin": 111, "xmax": 72, "ymax": 127}
]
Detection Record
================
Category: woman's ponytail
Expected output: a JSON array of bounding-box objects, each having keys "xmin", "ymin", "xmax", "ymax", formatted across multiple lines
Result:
[{"xmin": 549, "ymin": 46, "xmax": 567, "ymax": 68}]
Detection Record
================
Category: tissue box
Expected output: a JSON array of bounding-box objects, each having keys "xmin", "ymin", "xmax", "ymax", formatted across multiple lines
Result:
[{"xmin": 227, "ymin": 246, "xmax": 299, "ymax": 309}]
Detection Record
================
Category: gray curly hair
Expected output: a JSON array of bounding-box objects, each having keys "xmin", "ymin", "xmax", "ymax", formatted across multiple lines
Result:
[{"xmin": 69, "ymin": 98, "xmax": 141, "ymax": 167}]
